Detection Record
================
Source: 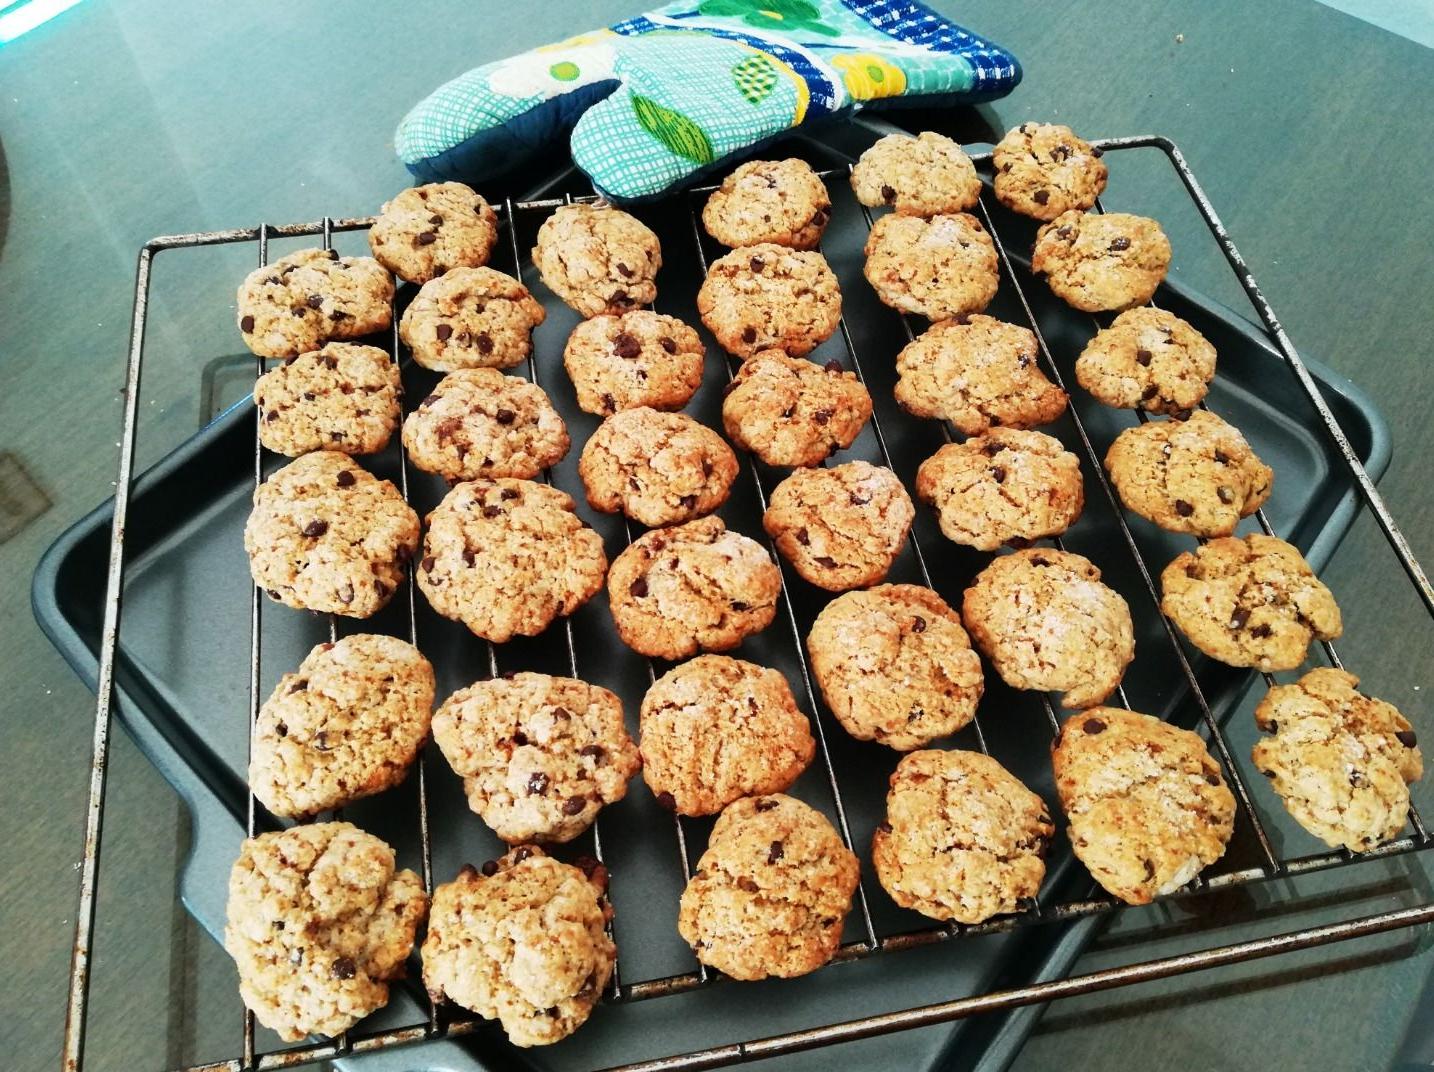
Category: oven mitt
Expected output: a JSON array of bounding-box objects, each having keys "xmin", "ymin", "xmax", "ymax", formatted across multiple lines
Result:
[{"xmin": 394, "ymin": 0, "xmax": 1020, "ymax": 201}]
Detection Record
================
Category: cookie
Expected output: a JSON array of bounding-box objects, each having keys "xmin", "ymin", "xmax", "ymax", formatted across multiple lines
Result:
[
  {"xmin": 422, "ymin": 848, "xmax": 614, "ymax": 1047},
  {"xmin": 702, "ymin": 158, "xmax": 831, "ymax": 250},
  {"xmin": 807, "ymin": 584, "xmax": 983, "ymax": 751},
  {"xmin": 238, "ymin": 248, "xmax": 394, "ymax": 360},
  {"xmin": 850, "ymin": 131, "xmax": 981, "ymax": 218},
  {"xmin": 962, "ymin": 548, "xmax": 1134, "ymax": 709},
  {"xmin": 250, "ymin": 635, "xmax": 435, "ymax": 819},
  {"xmin": 1032, "ymin": 210, "xmax": 1171, "ymax": 312},
  {"xmin": 696, "ymin": 243, "xmax": 842, "ymax": 358},
  {"xmin": 607, "ymin": 515, "xmax": 780, "ymax": 660},
  {"xmin": 721, "ymin": 351, "xmax": 872, "ymax": 468},
  {"xmin": 1160, "ymin": 533, "xmax": 1342, "ymax": 671},
  {"xmin": 915, "ymin": 429, "xmax": 1084, "ymax": 552},
  {"xmin": 1074, "ymin": 307, "xmax": 1217, "ymax": 415},
  {"xmin": 1253, "ymin": 668, "xmax": 1423, "ymax": 852},
  {"xmin": 253, "ymin": 343, "xmax": 401, "ymax": 457},
  {"xmin": 368, "ymin": 183, "xmax": 499, "ymax": 284},
  {"xmin": 417, "ymin": 478, "xmax": 606, "ymax": 644},
  {"xmin": 402, "ymin": 368, "xmax": 569, "ymax": 482},
  {"xmin": 563, "ymin": 310, "xmax": 706, "ymax": 416},
  {"xmin": 1053, "ymin": 708, "xmax": 1236, "ymax": 904},
  {"xmin": 432, "ymin": 673, "xmax": 640, "ymax": 844},
  {"xmin": 1105, "ymin": 410, "xmax": 1272, "ymax": 536},
  {"xmin": 532, "ymin": 202, "xmax": 661, "ymax": 318},
  {"xmin": 873, "ymin": 750, "xmax": 1052, "ymax": 923},
  {"xmin": 893, "ymin": 316, "xmax": 1067, "ymax": 436},
  {"xmin": 224, "ymin": 823, "xmax": 426, "ymax": 1042},
  {"xmin": 578, "ymin": 407, "xmax": 738, "ymax": 528},
  {"xmin": 763, "ymin": 461, "xmax": 914, "ymax": 591},
  {"xmin": 991, "ymin": 123, "xmax": 1108, "ymax": 221},
  {"xmin": 677, "ymin": 794, "xmax": 859, "ymax": 980},
  {"xmin": 640, "ymin": 655, "xmax": 815, "ymax": 817},
  {"xmin": 399, "ymin": 266, "xmax": 546, "ymax": 372},
  {"xmin": 862, "ymin": 212, "xmax": 999, "ymax": 321},
  {"xmin": 244, "ymin": 451, "xmax": 419, "ymax": 618}
]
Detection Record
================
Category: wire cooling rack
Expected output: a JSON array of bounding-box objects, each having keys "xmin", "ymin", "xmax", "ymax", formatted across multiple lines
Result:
[{"xmin": 62, "ymin": 135, "xmax": 1434, "ymax": 1072}]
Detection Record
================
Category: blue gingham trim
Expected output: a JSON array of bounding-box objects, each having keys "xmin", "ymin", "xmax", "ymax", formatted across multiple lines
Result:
[{"xmin": 836, "ymin": 0, "xmax": 1020, "ymax": 92}]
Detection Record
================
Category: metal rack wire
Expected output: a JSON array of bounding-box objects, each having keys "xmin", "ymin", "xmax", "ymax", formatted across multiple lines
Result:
[{"xmin": 63, "ymin": 135, "xmax": 1434, "ymax": 1072}]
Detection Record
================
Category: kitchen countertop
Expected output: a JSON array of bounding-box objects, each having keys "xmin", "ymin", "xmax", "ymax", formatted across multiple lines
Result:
[{"xmin": 4, "ymin": 1, "xmax": 1434, "ymax": 1069}]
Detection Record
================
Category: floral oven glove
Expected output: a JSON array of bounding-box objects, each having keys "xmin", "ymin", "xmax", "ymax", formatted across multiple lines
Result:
[{"xmin": 395, "ymin": 0, "xmax": 1020, "ymax": 201}]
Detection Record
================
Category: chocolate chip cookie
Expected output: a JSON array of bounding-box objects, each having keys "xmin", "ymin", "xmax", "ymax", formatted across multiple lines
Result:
[
  {"xmin": 991, "ymin": 123, "xmax": 1108, "ymax": 221},
  {"xmin": 399, "ymin": 266, "xmax": 546, "ymax": 372},
  {"xmin": 862, "ymin": 212, "xmax": 999, "ymax": 321},
  {"xmin": 532, "ymin": 202, "xmax": 660, "ymax": 317},
  {"xmin": 1032, "ymin": 210, "xmax": 1171, "ymax": 312},
  {"xmin": 253, "ymin": 342, "xmax": 401, "ymax": 457},
  {"xmin": 1161, "ymin": 533, "xmax": 1342, "ymax": 671},
  {"xmin": 721, "ymin": 351, "xmax": 872, "ymax": 467},
  {"xmin": 702, "ymin": 158, "xmax": 831, "ymax": 250},
  {"xmin": 1075, "ymin": 306, "xmax": 1217, "ymax": 415},
  {"xmin": 563, "ymin": 310, "xmax": 706, "ymax": 416},
  {"xmin": 368, "ymin": 182, "xmax": 499, "ymax": 284},
  {"xmin": 807, "ymin": 584, "xmax": 984, "ymax": 750},
  {"xmin": 238, "ymin": 248, "xmax": 394, "ymax": 359},
  {"xmin": 850, "ymin": 131, "xmax": 981, "ymax": 217},
  {"xmin": 696, "ymin": 243, "xmax": 842, "ymax": 358},
  {"xmin": 578, "ymin": 407, "xmax": 738, "ymax": 528}
]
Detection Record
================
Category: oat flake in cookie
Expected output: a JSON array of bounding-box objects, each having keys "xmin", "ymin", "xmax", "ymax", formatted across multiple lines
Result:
[
  {"xmin": 1032, "ymin": 210, "xmax": 1171, "ymax": 312},
  {"xmin": 639, "ymin": 655, "xmax": 815, "ymax": 817},
  {"xmin": 563, "ymin": 309, "xmax": 706, "ymax": 416},
  {"xmin": 702, "ymin": 158, "xmax": 832, "ymax": 250},
  {"xmin": 1253, "ymin": 668, "xmax": 1423, "ymax": 852},
  {"xmin": 399, "ymin": 266, "xmax": 546, "ymax": 372},
  {"xmin": 1053, "ymin": 708, "xmax": 1236, "ymax": 905},
  {"xmin": 807, "ymin": 584, "xmax": 984, "ymax": 751},
  {"xmin": 250, "ymin": 635, "xmax": 435, "ymax": 819},
  {"xmin": 417, "ymin": 478, "xmax": 606, "ymax": 644},
  {"xmin": 862, "ymin": 212, "xmax": 999, "ymax": 321},
  {"xmin": 368, "ymin": 182, "xmax": 499, "ymax": 284},
  {"xmin": 874, "ymin": 749, "xmax": 1052, "ymax": 923},
  {"xmin": 607, "ymin": 515, "xmax": 780, "ymax": 660},
  {"xmin": 401, "ymin": 368, "xmax": 569, "ymax": 482},
  {"xmin": 253, "ymin": 342, "xmax": 401, "ymax": 457},
  {"xmin": 1075, "ymin": 306, "xmax": 1217, "ymax": 415},
  {"xmin": 533, "ymin": 202, "xmax": 661, "ymax": 318},
  {"xmin": 244, "ymin": 451, "xmax": 419, "ymax": 617},
  {"xmin": 850, "ymin": 131, "xmax": 982, "ymax": 217},
  {"xmin": 991, "ymin": 123, "xmax": 1108, "ymax": 221},
  {"xmin": 225, "ymin": 822, "xmax": 427, "ymax": 1042},
  {"xmin": 721, "ymin": 351, "xmax": 872, "ymax": 468},
  {"xmin": 237, "ymin": 248, "xmax": 393, "ymax": 359},
  {"xmin": 678, "ymin": 794, "xmax": 859, "ymax": 980},
  {"xmin": 432, "ymin": 673, "xmax": 640, "ymax": 844},
  {"xmin": 422, "ymin": 848, "xmax": 614, "ymax": 1047},
  {"xmin": 696, "ymin": 243, "xmax": 842, "ymax": 358},
  {"xmin": 1161, "ymin": 533, "xmax": 1342, "ymax": 671},
  {"xmin": 763, "ymin": 461, "xmax": 914, "ymax": 591}
]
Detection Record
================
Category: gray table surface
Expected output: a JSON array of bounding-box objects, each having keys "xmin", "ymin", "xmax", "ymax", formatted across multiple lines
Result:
[{"xmin": 4, "ymin": 1, "xmax": 1434, "ymax": 1069}]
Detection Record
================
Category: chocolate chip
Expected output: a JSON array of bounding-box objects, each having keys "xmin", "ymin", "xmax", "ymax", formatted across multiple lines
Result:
[
  {"xmin": 1250, "ymin": 623, "xmax": 1273, "ymax": 638},
  {"xmin": 476, "ymin": 332, "xmax": 493, "ymax": 354},
  {"xmin": 730, "ymin": 601, "xmax": 750, "ymax": 611},
  {"xmin": 563, "ymin": 795, "xmax": 587, "ymax": 815},
  {"xmin": 501, "ymin": 488, "xmax": 521, "ymax": 501},
  {"xmin": 1205, "ymin": 773, "xmax": 1222, "ymax": 786},
  {"xmin": 331, "ymin": 956, "xmax": 356, "ymax": 980},
  {"xmin": 1398, "ymin": 729, "xmax": 1418, "ymax": 748},
  {"xmin": 1033, "ymin": 189, "xmax": 1050, "ymax": 205},
  {"xmin": 580, "ymin": 744, "xmax": 606, "ymax": 761},
  {"xmin": 811, "ymin": 207, "xmax": 829, "ymax": 227},
  {"xmin": 616, "ymin": 261, "xmax": 634, "ymax": 278},
  {"xmin": 1215, "ymin": 486, "xmax": 1235, "ymax": 505},
  {"xmin": 876, "ymin": 820, "xmax": 893, "ymax": 835},
  {"xmin": 814, "ymin": 408, "xmax": 833, "ymax": 425},
  {"xmin": 417, "ymin": 231, "xmax": 437, "ymax": 246},
  {"xmin": 656, "ymin": 790, "xmax": 676, "ymax": 811},
  {"xmin": 1143, "ymin": 859, "xmax": 1156, "ymax": 880},
  {"xmin": 660, "ymin": 336, "xmax": 677, "ymax": 353},
  {"xmin": 429, "ymin": 214, "xmax": 444, "ymax": 226},
  {"xmin": 436, "ymin": 323, "xmax": 453, "ymax": 342},
  {"xmin": 1083, "ymin": 717, "xmax": 1106, "ymax": 734},
  {"xmin": 482, "ymin": 505, "xmax": 502, "ymax": 518},
  {"xmin": 302, "ymin": 519, "xmax": 328, "ymax": 538},
  {"xmin": 1057, "ymin": 225, "xmax": 1074, "ymax": 239},
  {"xmin": 849, "ymin": 491, "xmax": 870, "ymax": 506},
  {"xmin": 461, "ymin": 548, "xmax": 476, "ymax": 566},
  {"xmin": 1214, "ymin": 450, "xmax": 1230, "ymax": 465},
  {"xmin": 750, "ymin": 255, "xmax": 764, "ymax": 272},
  {"xmin": 288, "ymin": 679, "xmax": 308, "ymax": 694},
  {"xmin": 737, "ymin": 876, "xmax": 759, "ymax": 893},
  {"xmin": 265, "ymin": 410, "xmax": 280, "ymax": 422},
  {"xmin": 613, "ymin": 332, "xmax": 641, "ymax": 359},
  {"xmin": 512, "ymin": 731, "xmax": 529, "ymax": 745},
  {"xmin": 1260, "ymin": 768, "xmax": 1276, "ymax": 778},
  {"xmin": 275, "ymin": 722, "xmax": 288, "ymax": 737},
  {"xmin": 912, "ymin": 616, "xmax": 926, "ymax": 633},
  {"xmin": 795, "ymin": 527, "xmax": 810, "ymax": 546},
  {"xmin": 601, "ymin": 393, "xmax": 616, "ymax": 413},
  {"xmin": 679, "ymin": 494, "xmax": 698, "ymax": 510},
  {"xmin": 480, "ymin": 859, "xmax": 499, "ymax": 876},
  {"xmin": 552, "ymin": 707, "xmax": 571, "ymax": 721},
  {"xmin": 907, "ymin": 707, "xmax": 924, "ymax": 723},
  {"xmin": 421, "ymin": 555, "xmax": 435, "ymax": 572},
  {"xmin": 629, "ymin": 576, "xmax": 648, "ymax": 598},
  {"xmin": 881, "ymin": 184, "xmax": 896, "ymax": 203},
  {"xmin": 314, "ymin": 731, "xmax": 331, "ymax": 751},
  {"xmin": 422, "ymin": 393, "xmax": 440, "ymax": 407},
  {"xmin": 240, "ymin": 315, "xmax": 255, "ymax": 333},
  {"xmin": 306, "ymin": 293, "xmax": 323, "ymax": 309},
  {"xmin": 815, "ymin": 555, "xmax": 839, "ymax": 569},
  {"xmin": 1136, "ymin": 348, "xmax": 1152, "ymax": 366},
  {"xmin": 513, "ymin": 845, "xmax": 534, "ymax": 862},
  {"xmin": 741, "ymin": 326, "xmax": 757, "ymax": 344},
  {"xmin": 990, "ymin": 465, "xmax": 1007, "ymax": 483},
  {"xmin": 824, "ymin": 359, "xmax": 843, "ymax": 373},
  {"xmin": 1229, "ymin": 606, "xmax": 1251, "ymax": 629},
  {"xmin": 755, "ymin": 798, "xmax": 779, "ymax": 812},
  {"xmin": 609, "ymin": 288, "xmax": 631, "ymax": 307},
  {"xmin": 526, "ymin": 772, "xmax": 549, "ymax": 796},
  {"xmin": 1174, "ymin": 499, "xmax": 1194, "ymax": 517},
  {"xmin": 1109, "ymin": 237, "xmax": 1131, "ymax": 252},
  {"xmin": 1141, "ymin": 384, "xmax": 1160, "ymax": 400},
  {"xmin": 767, "ymin": 840, "xmax": 784, "ymax": 864},
  {"xmin": 495, "ymin": 408, "xmax": 516, "ymax": 424}
]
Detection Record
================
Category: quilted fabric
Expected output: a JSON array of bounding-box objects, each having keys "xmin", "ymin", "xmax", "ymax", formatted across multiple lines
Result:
[{"xmin": 396, "ymin": 0, "xmax": 1020, "ymax": 201}]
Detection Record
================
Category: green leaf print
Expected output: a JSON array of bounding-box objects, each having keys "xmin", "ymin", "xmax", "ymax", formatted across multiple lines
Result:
[
  {"xmin": 632, "ymin": 95, "xmax": 715, "ymax": 165},
  {"xmin": 731, "ymin": 54, "xmax": 778, "ymax": 105},
  {"xmin": 698, "ymin": 0, "xmax": 840, "ymax": 38}
]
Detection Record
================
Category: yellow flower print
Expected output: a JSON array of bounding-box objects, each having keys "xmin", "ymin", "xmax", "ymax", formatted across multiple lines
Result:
[{"xmin": 831, "ymin": 53, "xmax": 907, "ymax": 101}]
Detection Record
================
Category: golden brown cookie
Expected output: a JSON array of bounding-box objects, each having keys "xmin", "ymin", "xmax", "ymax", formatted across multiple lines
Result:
[
  {"xmin": 721, "ymin": 351, "xmax": 872, "ymax": 467},
  {"xmin": 532, "ymin": 202, "xmax": 660, "ymax": 317},
  {"xmin": 991, "ymin": 123, "xmax": 1108, "ymax": 221},
  {"xmin": 563, "ymin": 310, "xmax": 706, "ymax": 416},
  {"xmin": 702, "ymin": 158, "xmax": 831, "ymax": 249},
  {"xmin": 238, "ymin": 248, "xmax": 394, "ymax": 360},
  {"xmin": 368, "ymin": 182, "xmax": 499, "ymax": 284},
  {"xmin": 1032, "ymin": 210, "xmax": 1171, "ymax": 312},
  {"xmin": 398, "ymin": 266, "xmax": 546, "ymax": 372},
  {"xmin": 697, "ymin": 243, "xmax": 842, "ymax": 359},
  {"xmin": 253, "ymin": 343, "xmax": 401, "ymax": 457},
  {"xmin": 402, "ymin": 369, "xmax": 569, "ymax": 482},
  {"xmin": 850, "ymin": 131, "xmax": 981, "ymax": 217},
  {"xmin": 862, "ymin": 212, "xmax": 999, "ymax": 321},
  {"xmin": 1075, "ymin": 307, "xmax": 1216, "ymax": 415}
]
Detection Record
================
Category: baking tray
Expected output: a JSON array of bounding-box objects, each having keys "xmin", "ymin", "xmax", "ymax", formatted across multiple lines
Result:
[{"xmin": 35, "ymin": 123, "xmax": 1434, "ymax": 1072}]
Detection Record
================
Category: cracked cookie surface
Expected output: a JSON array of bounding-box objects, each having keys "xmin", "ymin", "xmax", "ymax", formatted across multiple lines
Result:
[
  {"xmin": 578, "ymin": 407, "xmax": 738, "ymax": 528},
  {"xmin": 763, "ymin": 461, "xmax": 914, "ymax": 591},
  {"xmin": 1252, "ymin": 668, "xmax": 1422, "ymax": 852},
  {"xmin": 1161, "ymin": 533, "xmax": 1342, "ymax": 671},
  {"xmin": 992, "ymin": 123, "xmax": 1108, "ymax": 221},
  {"xmin": 368, "ymin": 182, "xmax": 498, "ymax": 284},
  {"xmin": 417, "ymin": 478, "xmax": 606, "ymax": 643},
  {"xmin": 563, "ymin": 310, "xmax": 705, "ymax": 416},
  {"xmin": 245, "ymin": 451, "xmax": 419, "ymax": 618},
  {"xmin": 962, "ymin": 548, "xmax": 1134, "ymax": 709},
  {"xmin": 677, "ymin": 794, "xmax": 859, "ymax": 980},
  {"xmin": 607, "ymin": 515, "xmax": 780, "ymax": 659},
  {"xmin": 238, "ymin": 248, "xmax": 394, "ymax": 359},
  {"xmin": 225, "ymin": 822, "xmax": 427, "ymax": 1042},
  {"xmin": 1106, "ymin": 410, "xmax": 1272, "ymax": 536},
  {"xmin": 422, "ymin": 848, "xmax": 614, "ymax": 1047},
  {"xmin": 807, "ymin": 584, "xmax": 983, "ymax": 750},
  {"xmin": 399, "ymin": 266, "xmax": 546, "ymax": 372},
  {"xmin": 1053, "ymin": 708, "xmax": 1236, "ymax": 904},
  {"xmin": 702, "ymin": 158, "xmax": 831, "ymax": 249},
  {"xmin": 533, "ymin": 202, "xmax": 660, "ymax": 318},
  {"xmin": 639, "ymin": 655, "xmax": 815, "ymax": 817},
  {"xmin": 433, "ymin": 673, "xmax": 640, "ymax": 844},
  {"xmin": 1075, "ymin": 307, "xmax": 1216, "ymax": 414},
  {"xmin": 721, "ymin": 351, "xmax": 871, "ymax": 468},
  {"xmin": 916, "ymin": 429, "xmax": 1084, "ymax": 552},
  {"xmin": 697, "ymin": 243, "xmax": 842, "ymax": 358},
  {"xmin": 850, "ymin": 131, "xmax": 981, "ymax": 217},
  {"xmin": 250, "ymin": 635, "xmax": 435, "ymax": 819},
  {"xmin": 873, "ymin": 749, "xmax": 1052, "ymax": 922},
  {"xmin": 862, "ymin": 212, "xmax": 999, "ymax": 321},
  {"xmin": 1032, "ymin": 210, "xmax": 1170, "ymax": 312},
  {"xmin": 402, "ymin": 368, "xmax": 569, "ymax": 482},
  {"xmin": 254, "ymin": 343, "xmax": 401, "ymax": 457},
  {"xmin": 893, "ymin": 316, "xmax": 1067, "ymax": 436}
]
